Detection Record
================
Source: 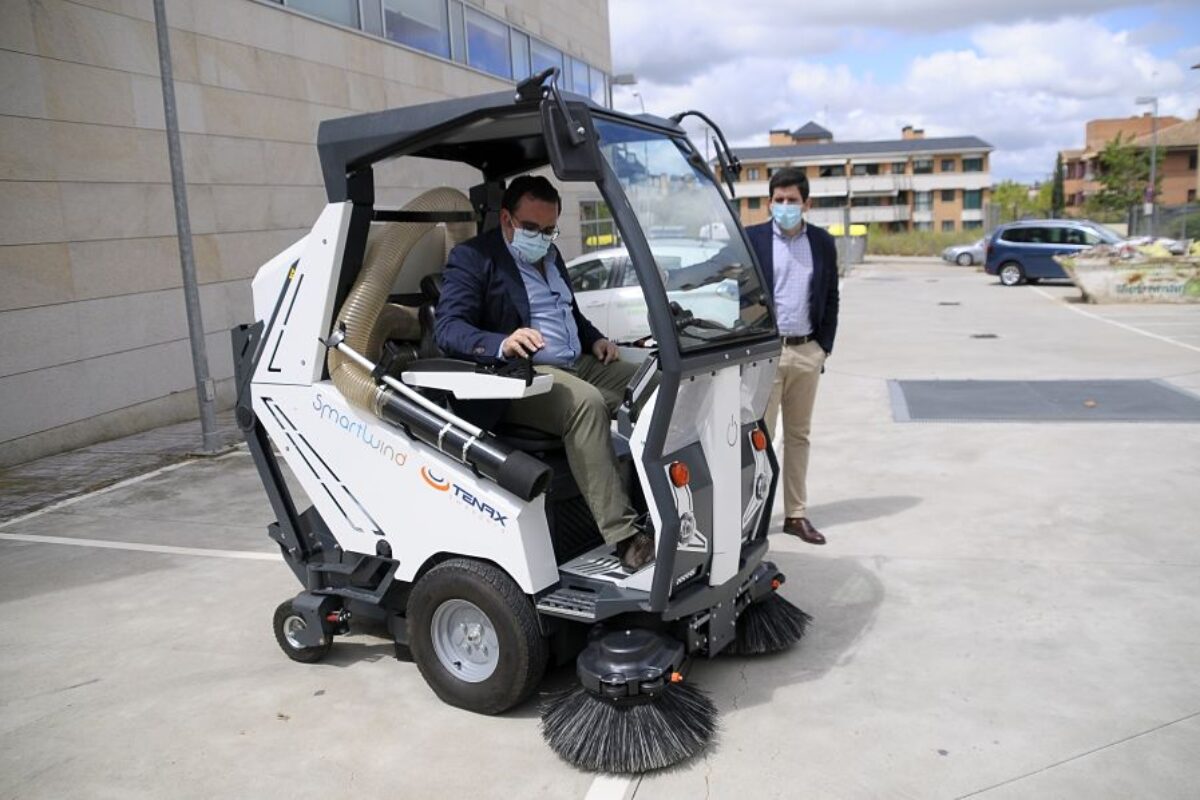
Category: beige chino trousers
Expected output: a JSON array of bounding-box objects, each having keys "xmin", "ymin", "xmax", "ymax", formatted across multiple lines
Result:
[
  {"xmin": 764, "ymin": 339, "xmax": 826, "ymax": 519},
  {"xmin": 501, "ymin": 354, "xmax": 640, "ymax": 545}
]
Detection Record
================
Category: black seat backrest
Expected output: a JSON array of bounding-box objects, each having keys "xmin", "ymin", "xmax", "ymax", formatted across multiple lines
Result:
[
  {"xmin": 420, "ymin": 273, "xmax": 443, "ymax": 304},
  {"xmin": 417, "ymin": 273, "xmax": 445, "ymax": 359}
]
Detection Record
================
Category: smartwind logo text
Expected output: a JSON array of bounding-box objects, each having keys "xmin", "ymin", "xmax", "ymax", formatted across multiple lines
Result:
[
  {"xmin": 420, "ymin": 466, "xmax": 507, "ymax": 528},
  {"xmin": 312, "ymin": 394, "xmax": 407, "ymax": 468}
]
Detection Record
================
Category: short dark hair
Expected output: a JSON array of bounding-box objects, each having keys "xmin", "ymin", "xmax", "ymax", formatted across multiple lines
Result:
[
  {"xmin": 768, "ymin": 167, "xmax": 809, "ymax": 201},
  {"xmin": 501, "ymin": 175, "xmax": 562, "ymax": 215}
]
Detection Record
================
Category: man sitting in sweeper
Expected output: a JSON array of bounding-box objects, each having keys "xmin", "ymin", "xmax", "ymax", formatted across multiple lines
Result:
[{"xmin": 434, "ymin": 175, "xmax": 656, "ymax": 571}]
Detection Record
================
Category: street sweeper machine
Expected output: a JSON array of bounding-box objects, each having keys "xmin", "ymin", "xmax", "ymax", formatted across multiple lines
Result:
[{"xmin": 232, "ymin": 69, "xmax": 810, "ymax": 773}]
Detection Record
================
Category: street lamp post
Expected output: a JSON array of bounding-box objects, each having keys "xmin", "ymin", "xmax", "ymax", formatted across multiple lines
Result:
[{"xmin": 1135, "ymin": 95, "xmax": 1158, "ymax": 236}]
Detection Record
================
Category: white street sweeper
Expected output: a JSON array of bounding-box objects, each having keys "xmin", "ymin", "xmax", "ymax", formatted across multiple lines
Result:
[{"xmin": 232, "ymin": 68, "xmax": 810, "ymax": 773}]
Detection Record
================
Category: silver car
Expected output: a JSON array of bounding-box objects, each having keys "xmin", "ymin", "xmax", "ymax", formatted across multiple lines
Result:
[
  {"xmin": 566, "ymin": 239, "xmax": 738, "ymax": 343},
  {"xmin": 942, "ymin": 238, "xmax": 985, "ymax": 266}
]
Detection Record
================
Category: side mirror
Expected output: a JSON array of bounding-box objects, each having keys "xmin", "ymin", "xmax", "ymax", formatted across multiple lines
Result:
[{"xmin": 541, "ymin": 100, "xmax": 603, "ymax": 182}]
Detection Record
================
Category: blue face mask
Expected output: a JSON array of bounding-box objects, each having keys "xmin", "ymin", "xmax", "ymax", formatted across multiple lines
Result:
[
  {"xmin": 771, "ymin": 203, "xmax": 803, "ymax": 230},
  {"xmin": 510, "ymin": 227, "xmax": 552, "ymax": 263}
]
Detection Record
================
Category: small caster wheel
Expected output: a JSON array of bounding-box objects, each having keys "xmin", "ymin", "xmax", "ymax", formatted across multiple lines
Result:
[{"xmin": 273, "ymin": 599, "xmax": 333, "ymax": 664}]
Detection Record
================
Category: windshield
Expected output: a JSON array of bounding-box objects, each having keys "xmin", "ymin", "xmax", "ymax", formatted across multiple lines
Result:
[
  {"xmin": 1084, "ymin": 222, "xmax": 1124, "ymax": 244},
  {"xmin": 594, "ymin": 120, "xmax": 774, "ymax": 350}
]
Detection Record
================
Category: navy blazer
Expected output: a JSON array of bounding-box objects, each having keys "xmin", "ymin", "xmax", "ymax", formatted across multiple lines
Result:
[
  {"xmin": 434, "ymin": 227, "xmax": 606, "ymax": 364},
  {"xmin": 746, "ymin": 221, "xmax": 840, "ymax": 355}
]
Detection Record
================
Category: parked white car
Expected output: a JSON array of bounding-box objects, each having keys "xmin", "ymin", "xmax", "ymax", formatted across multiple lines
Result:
[{"xmin": 566, "ymin": 239, "xmax": 740, "ymax": 343}]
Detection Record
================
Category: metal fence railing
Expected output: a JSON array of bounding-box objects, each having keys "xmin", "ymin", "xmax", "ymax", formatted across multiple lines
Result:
[{"xmin": 1131, "ymin": 203, "xmax": 1200, "ymax": 239}]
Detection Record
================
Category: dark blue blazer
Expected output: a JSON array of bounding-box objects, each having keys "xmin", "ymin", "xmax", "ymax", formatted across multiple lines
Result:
[
  {"xmin": 434, "ymin": 227, "xmax": 606, "ymax": 364},
  {"xmin": 746, "ymin": 221, "xmax": 840, "ymax": 355}
]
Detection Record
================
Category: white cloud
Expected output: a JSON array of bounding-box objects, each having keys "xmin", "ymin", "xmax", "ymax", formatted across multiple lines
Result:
[{"xmin": 609, "ymin": 2, "xmax": 1199, "ymax": 181}]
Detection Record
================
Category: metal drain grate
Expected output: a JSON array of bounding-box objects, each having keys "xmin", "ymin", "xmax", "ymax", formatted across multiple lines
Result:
[{"xmin": 889, "ymin": 380, "xmax": 1200, "ymax": 422}]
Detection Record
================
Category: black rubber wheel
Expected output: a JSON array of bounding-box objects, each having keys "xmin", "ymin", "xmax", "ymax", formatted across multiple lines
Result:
[
  {"xmin": 998, "ymin": 261, "xmax": 1025, "ymax": 286},
  {"xmin": 407, "ymin": 558, "xmax": 548, "ymax": 715},
  {"xmin": 273, "ymin": 599, "xmax": 333, "ymax": 664},
  {"xmin": 956, "ymin": 252, "xmax": 973, "ymax": 266}
]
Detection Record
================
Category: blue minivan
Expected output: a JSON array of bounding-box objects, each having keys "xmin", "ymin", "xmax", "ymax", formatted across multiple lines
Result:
[{"xmin": 985, "ymin": 219, "xmax": 1123, "ymax": 286}]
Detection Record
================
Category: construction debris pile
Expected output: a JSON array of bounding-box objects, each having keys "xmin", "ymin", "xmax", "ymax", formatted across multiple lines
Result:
[{"xmin": 1055, "ymin": 238, "xmax": 1200, "ymax": 304}]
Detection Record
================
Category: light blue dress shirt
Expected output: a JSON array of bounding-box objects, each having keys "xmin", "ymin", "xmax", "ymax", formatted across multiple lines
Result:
[{"xmin": 502, "ymin": 240, "xmax": 582, "ymax": 367}]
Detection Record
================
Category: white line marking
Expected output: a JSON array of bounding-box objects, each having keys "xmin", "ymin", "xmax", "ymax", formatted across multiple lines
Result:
[
  {"xmin": 585, "ymin": 774, "xmax": 636, "ymax": 800},
  {"xmin": 0, "ymin": 531, "xmax": 277, "ymax": 561},
  {"xmin": 0, "ymin": 446, "xmax": 247, "ymax": 530},
  {"xmin": 1029, "ymin": 287, "xmax": 1200, "ymax": 354}
]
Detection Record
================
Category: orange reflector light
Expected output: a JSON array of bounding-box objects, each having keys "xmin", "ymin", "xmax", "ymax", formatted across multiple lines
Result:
[
  {"xmin": 670, "ymin": 672, "xmax": 684, "ymax": 684},
  {"xmin": 771, "ymin": 578, "xmax": 782, "ymax": 590},
  {"xmin": 668, "ymin": 461, "xmax": 690, "ymax": 487},
  {"xmin": 751, "ymin": 429, "xmax": 767, "ymax": 451}
]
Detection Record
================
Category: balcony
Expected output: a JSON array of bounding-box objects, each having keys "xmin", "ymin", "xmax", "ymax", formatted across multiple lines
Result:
[
  {"xmin": 852, "ymin": 205, "xmax": 910, "ymax": 223},
  {"xmin": 961, "ymin": 209, "xmax": 984, "ymax": 222}
]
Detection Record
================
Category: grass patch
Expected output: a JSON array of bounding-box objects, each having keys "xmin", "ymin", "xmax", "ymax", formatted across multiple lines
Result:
[{"xmin": 865, "ymin": 225, "xmax": 983, "ymax": 257}]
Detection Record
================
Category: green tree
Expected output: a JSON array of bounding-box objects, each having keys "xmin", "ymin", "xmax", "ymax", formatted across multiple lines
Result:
[
  {"xmin": 1051, "ymin": 152, "xmax": 1065, "ymax": 218},
  {"xmin": 1092, "ymin": 133, "xmax": 1163, "ymax": 220},
  {"xmin": 991, "ymin": 180, "xmax": 1042, "ymax": 222},
  {"xmin": 1033, "ymin": 181, "xmax": 1054, "ymax": 217}
]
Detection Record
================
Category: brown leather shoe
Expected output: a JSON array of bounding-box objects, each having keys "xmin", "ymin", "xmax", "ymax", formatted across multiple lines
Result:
[
  {"xmin": 616, "ymin": 530, "xmax": 655, "ymax": 571},
  {"xmin": 782, "ymin": 517, "xmax": 826, "ymax": 545}
]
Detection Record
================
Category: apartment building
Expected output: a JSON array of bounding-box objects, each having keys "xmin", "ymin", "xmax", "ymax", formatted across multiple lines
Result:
[
  {"xmin": 0, "ymin": 0, "xmax": 613, "ymax": 465},
  {"xmin": 1061, "ymin": 113, "xmax": 1200, "ymax": 210},
  {"xmin": 725, "ymin": 123, "xmax": 993, "ymax": 232}
]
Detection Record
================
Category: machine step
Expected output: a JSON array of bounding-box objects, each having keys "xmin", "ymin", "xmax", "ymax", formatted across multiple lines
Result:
[{"xmin": 536, "ymin": 587, "xmax": 600, "ymax": 621}]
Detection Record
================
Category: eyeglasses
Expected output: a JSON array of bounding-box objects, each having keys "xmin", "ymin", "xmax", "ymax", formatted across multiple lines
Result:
[{"xmin": 512, "ymin": 217, "xmax": 560, "ymax": 240}]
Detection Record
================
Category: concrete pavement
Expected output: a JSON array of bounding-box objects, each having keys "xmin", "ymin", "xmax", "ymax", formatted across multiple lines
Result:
[{"xmin": 1, "ymin": 259, "xmax": 1198, "ymax": 799}]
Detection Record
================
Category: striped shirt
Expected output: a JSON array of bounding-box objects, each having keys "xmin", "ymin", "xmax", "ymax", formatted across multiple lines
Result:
[{"xmin": 772, "ymin": 222, "xmax": 814, "ymax": 337}]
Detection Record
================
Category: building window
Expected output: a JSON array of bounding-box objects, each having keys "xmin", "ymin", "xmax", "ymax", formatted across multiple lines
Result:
[
  {"xmin": 962, "ymin": 157, "xmax": 984, "ymax": 172},
  {"xmin": 580, "ymin": 201, "xmax": 619, "ymax": 253},
  {"xmin": 569, "ymin": 57, "xmax": 590, "ymax": 95},
  {"xmin": 383, "ymin": 0, "xmax": 449, "ymax": 59},
  {"xmin": 940, "ymin": 158, "xmax": 956, "ymax": 172},
  {"xmin": 963, "ymin": 190, "xmax": 982, "ymax": 210},
  {"xmin": 963, "ymin": 220, "xmax": 983, "ymax": 230},
  {"xmin": 813, "ymin": 197, "xmax": 843, "ymax": 208},
  {"xmin": 941, "ymin": 189, "xmax": 956, "ymax": 203},
  {"xmin": 746, "ymin": 167, "xmax": 760, "ymax": 180},
  {"xmin": 914, "ymin": 191, "xmax": 932, "ymax": 211},
  {"xmin": 852, "ymin": 163, "xmax": 880, "ymax": 176},
  {"xmin": 942, "ymin": 220, "xmax": 955, "ymax": 232},
  {"xmin": 530, "ymin": 38, "xmax": 563, "ymax": 75},
  {"xmin": 288, "ymin": 0, "xmax": 360, "ymax": 27},
  {"xmin": 464, "ymin": 7, "xmax": 511, "ymax": 78},
  {"xmin": 819, "ymin": 164, "xmax": 846, "ymax": 177},
  {"xmin": 510, "ymin": 30, "xmax": 531, "ymax": 80},
  {"xmin": 747, "ymin": 197, "xmax": 762, "ymax": 210},
  {"xmin": 1189, "ymin": 189, "xmax": 1196, "ymax": 203},
  {"xmin": 913, "ymin": 159, "xmax": 933, "ymax": 174},
  {"xmin": 891, "ymin": 161, "xmax": 907, "ymax": 174},
  {"xmin": 767, "ymin": 167, "xmax": 780, "ymax": 177},
  {"xmin": 589, "ymin": 66, "xmax": 607, "ymax": 105},
  {"xmin": 1189, "ymin": 153, "xmax": 1198, "ymax": 171},
  {"xmin": 914, "ymin": 221, "xmax": 932, "ymax": 231}
]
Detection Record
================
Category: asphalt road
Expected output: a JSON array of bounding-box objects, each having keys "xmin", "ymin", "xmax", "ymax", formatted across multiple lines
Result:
[{"xmin": 2, "ymin": 259, "xmax": 1198, "ymax": 799}]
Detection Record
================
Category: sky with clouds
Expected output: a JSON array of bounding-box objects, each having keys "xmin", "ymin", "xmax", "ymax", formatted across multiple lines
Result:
[{"xmin": 607, "ymin": 0, "xmax": 1200, "ymax": 183}]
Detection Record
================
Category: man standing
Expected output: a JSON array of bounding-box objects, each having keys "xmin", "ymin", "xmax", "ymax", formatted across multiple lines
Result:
[
  {"xmin": 434, "ymin": 175, "xmax": 655, "ymax": 571},
  {"xmin": 745, "ymin": 167, "xmax": 840, "ymax": 545}
]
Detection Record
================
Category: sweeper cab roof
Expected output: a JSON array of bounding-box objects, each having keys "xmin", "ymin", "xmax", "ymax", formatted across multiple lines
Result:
[{"xmin": 316, "ymin": 77, "xmax": 685, "ymax": 203}]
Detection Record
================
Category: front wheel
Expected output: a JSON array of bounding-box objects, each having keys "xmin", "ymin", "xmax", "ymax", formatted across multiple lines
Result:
[
  {"xmin": 998, "ymin": 262, "xmax": 1024, "ymax": 286},
  {"xmin": 956, "ymin": 252, "xmax": 973, "ymax": 266},
  {"xmin": 408, "ymin": 558, "xmax": 548, "ymax": 715}
]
